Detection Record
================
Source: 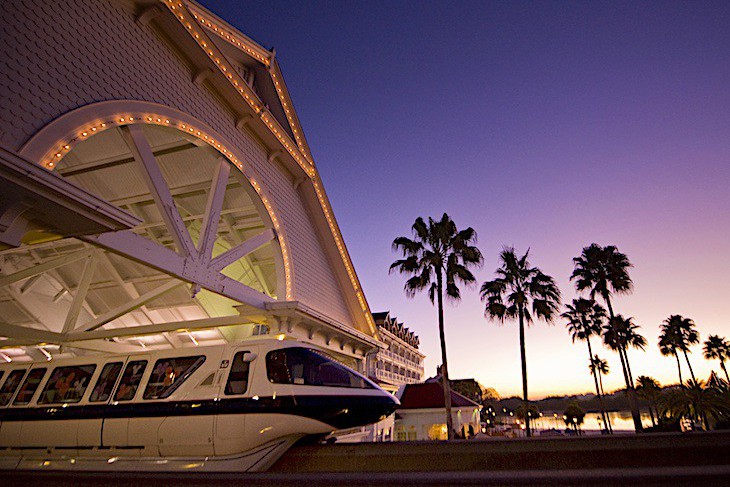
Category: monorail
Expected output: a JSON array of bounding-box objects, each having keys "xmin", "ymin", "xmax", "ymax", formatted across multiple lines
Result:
[{"xmin": 0, "ymin": 338, "xmax": 398, "ymax": 471}]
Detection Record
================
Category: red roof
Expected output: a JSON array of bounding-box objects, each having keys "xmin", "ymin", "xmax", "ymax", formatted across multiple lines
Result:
[{"xmin": 398, "ymin": 383, "xmax": 480, "ymax": 410}]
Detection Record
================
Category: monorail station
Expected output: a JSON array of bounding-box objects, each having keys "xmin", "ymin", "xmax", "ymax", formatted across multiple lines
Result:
[
  {"xmin": 0, "ymin": 0, "xmax": 398, "ymax": 472},
  {"xmin": 0, "ymin": 0, "xmax": 379, "ymax": 371}
]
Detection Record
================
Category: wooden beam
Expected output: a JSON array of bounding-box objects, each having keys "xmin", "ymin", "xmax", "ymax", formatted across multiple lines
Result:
[
  {"xmin": 0, "ymin": 322, "xmax": 63, "ymax": 343},
  {"xmin": 120, "ymin": 125, "xmax": 196, "ymax": 257},
  {"xmin": 0, "ymin": 249, "xmax": 93, "ymax": 288},
  {"xmin": 76, "ymin": 280, "xmax": 185, "ymax": 332},
  {"xmin": 65, "ymin": 315, "xmax": 250, "ymax": 342},
  {"xmin": 210, "ymin": 228, "xmax": 276, "ymax": 271},
  {"xmin": 84, "ymin": 230, "xmax": 275, "ymax": 309},
  {"xmin": 197, "ymin": 159, "xmax": 230, "ymax": 264},
  {"xmin": 62, "ymin": 250, "xmax": 99, "ymax": 333}
]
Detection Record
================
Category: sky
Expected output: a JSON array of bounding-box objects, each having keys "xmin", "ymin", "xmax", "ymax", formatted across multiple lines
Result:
[{"xmin": 202, "ymin": 0, "xmax": 730, "ymax": 398}]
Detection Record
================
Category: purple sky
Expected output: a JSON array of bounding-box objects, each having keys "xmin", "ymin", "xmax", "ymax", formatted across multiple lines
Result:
[{"xmin": 203, "ymin": 1, "xmax": 730, "ymax": 398}]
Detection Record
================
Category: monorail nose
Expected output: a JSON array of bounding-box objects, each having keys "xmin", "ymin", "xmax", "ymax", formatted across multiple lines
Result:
[{"xmin": 297, "ymin": 391, "xmax": 400, "ymax": 430}]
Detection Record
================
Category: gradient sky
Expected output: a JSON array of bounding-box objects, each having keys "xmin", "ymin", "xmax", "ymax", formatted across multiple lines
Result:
[{"xmin": 202, "ymin": 1, "xmax": 730, "ymax": 398}]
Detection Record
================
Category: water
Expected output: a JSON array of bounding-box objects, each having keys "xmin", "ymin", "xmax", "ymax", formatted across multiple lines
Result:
[{"xmin": 533, "ymin": 410, "xmax": 654, "ymax": 433}]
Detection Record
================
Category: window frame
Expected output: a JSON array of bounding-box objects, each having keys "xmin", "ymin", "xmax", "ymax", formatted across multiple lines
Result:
[
  {"xmin": 0, "ymin": 369, "xmax": 28, "ymax": 407},
  {"xmin": 143, "ymin": 355, "xmax": 206, "ymax": 400},
  {"xmin": 266, "ymin": 347, "xmax": 376, "ymax": 390},
  {"xmin": 112, "ymin": 360, "xmax": 148, "ymax": 402},
  {"xmin": 12, "ymin": 368, "xmax": 48, "ymax": 406},
  {"xmin": 88, "ymin": 361, "xmax": 124, "ymax": 403},
  {"xmin": 224, "ymin": 351, "xmax": 252, "ymax": 396},
  {"xmin": 38, "ymin": 364, "xmax": 97, "ymax": 405}
]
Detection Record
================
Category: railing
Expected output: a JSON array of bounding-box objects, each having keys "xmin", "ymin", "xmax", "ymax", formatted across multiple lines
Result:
[
  {"xmin": 374, "ymin": 369, "xmax": 421, "ymax": 384},
  {"xmin": 379, "ymin": 349, "xmax": 424, "ymax": 371}
]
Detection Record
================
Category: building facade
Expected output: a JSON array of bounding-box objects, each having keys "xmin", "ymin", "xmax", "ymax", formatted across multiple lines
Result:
[
  {"xmin": 368, "ymin": 312, "xmax": 425, "ymax": 392},
  {"xmin": 0, "ymin": 1, "xmax": 381, "ymax": 370},
  {"xmin": 395, "ymin": 382, "xmax": 481, "ymax": 441},
  {"xmin": 352, "ymin": 311, "xmax": 424, "ymax": 442}
]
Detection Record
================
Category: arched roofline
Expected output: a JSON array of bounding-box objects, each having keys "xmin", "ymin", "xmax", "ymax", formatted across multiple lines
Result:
[{"xmin": 19, "ymin": 99, "xmax": 290, "ymax": 301}]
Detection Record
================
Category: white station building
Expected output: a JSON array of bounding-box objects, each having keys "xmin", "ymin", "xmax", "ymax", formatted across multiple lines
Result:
[{"xmin": 0, "ymin": 1, "xmax": 384, "ymax": 379}]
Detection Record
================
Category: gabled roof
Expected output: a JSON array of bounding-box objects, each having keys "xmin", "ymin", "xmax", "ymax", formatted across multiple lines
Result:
[
  {"xmin": 398, "ymin": 383, "xmax": 480, "ymax": 410},
  {"xmin": 372, "ymin": 311, "xmax": 390, "ymax": 322},
  {"xmin": 151, "ymin": 0, "xmax": 377, "ymax": 338}
]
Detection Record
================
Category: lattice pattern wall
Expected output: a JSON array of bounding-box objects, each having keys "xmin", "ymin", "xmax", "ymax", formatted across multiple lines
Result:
[{"xmin": 0, "ymin": 0, "xmax": 352, "ymax": 325}]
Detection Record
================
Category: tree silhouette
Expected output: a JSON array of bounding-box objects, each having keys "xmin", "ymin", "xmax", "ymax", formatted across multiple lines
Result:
[
  {"xmin": 482, "ymin": 247, "xmax": 561, "ymax": 437},
  {"xmin": 704, "ymin": 335, "xmax": 730, "ymax": 384},
  {"xmin": 563, "ymin": 298, "xmax": 610, "ymax": 433},
  {"xmin": 390, "ymin": 213, "xmax": 482, "ymax": 439},
  {"xmin": 571, "ymin": 243, "xmax": 642, "ymax": 431},
  {"xmin": 661, "ymin": 315, "xmax": 699, "ymax": 383}
]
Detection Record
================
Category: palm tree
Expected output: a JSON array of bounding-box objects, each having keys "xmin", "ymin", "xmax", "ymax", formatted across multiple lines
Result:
[
  {"xmin": 603, "ymin": 314, "xmax": 647, "ymax": 428},
  {"xmin": 481, "ymin": 247, "xmax": 561, "ymax": 437},
  {"xmin": 390, "ymin": 214, "xmax": 483, "ymax": 440},
  {"xmin": 704, "ymin": 335, "xmax": 730, "ymax": 383},
  {"xmin": 589, "ymin": 355, "xmax": 613, "ymax": 432},
  {"xmin": 661, "ymin": 315, "xmax": 699, "ymax": 382},
  {"xmin": 562, "ymin": 298, "xmax": 610, "ymax": 433},
  {"xmin": 659, "ymin": 331, "xmax": 683, "ymax": 385},
  {"xmin": 659, "ymin": 379, "xmax": 730, "ymax": 430},
  {"xmin": 570, "ymin": 243, "xmax": 642, "ymax": 431},
  {"xmin": 635, "ymin": 376, "xmax": 661, "ymax": 427}
]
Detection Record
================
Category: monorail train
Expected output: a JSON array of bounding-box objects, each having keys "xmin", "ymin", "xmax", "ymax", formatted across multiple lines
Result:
[{"xmin": 0, "ymin": 337, "xmax": 398, "ymax": 472}]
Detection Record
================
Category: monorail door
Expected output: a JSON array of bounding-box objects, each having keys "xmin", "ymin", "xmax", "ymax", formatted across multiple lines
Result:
[{"xmin": 214, "ymin": 347, "xmax": 259, "ymax": 456}]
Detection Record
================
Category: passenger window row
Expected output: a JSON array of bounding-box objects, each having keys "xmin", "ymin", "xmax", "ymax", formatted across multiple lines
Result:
[{"xmin": 0, "ymin": 354, "xmax": 211, "ymax": 407}]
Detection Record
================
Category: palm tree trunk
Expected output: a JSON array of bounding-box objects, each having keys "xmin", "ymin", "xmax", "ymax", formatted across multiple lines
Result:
[
  {"xmin": 587, "ymin": 341, "xmax": 609, "ymax": 433},
  {"xmin": 721, "ymin": 361, "xmax": 729, "ymax": 384},
  {"xmin": 622, "ymin": 345, "xmax": 643, "ymax": 431},
  {"xmin": 682, "ymin": 349, "xmax": 696, "ymax": 382},
  {"xmin": 435, "ymin": 268, "xmax": 454, "ymax": 440},
  {"xmin": 597, "ymin": 372, "xmax": 612, "ymax": 432},
  {"xmin": 603, "ymin": 294, "xmax": 642, "ymax": 432},
  {"xmin": 647, "ymin": 402, "xmax": 656, "ymax": 426},
  {"xmin": 624, "ymin": 347, "xmax": 634, "ymax": 386},
  {"xmin": 675, "ymin": 352, "xmax": 683, "ymax": 385},
  {"xmin": 518, "ymin": 306, "xmax": 531, "ymax": 437}
]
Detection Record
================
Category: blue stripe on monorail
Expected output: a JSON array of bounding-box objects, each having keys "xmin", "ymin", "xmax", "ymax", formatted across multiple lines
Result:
[{"xmin": 0, "ymin": 395, "xmax": 397, "ymax": 430}]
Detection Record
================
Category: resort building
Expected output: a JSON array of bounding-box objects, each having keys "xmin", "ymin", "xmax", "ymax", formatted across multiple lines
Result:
[
  {"xmin": 348, "ymin": 311, "xmax": 424, "ymax": 442},
  {"xmin": 395, "ymin": 382, "xmax": 481, "ymax": 441},
  {"xmin": 0, "ymin": 1, "xmax": 382, "ymax": 376},
  {"xmin": 368, "ymin": 312, "xmax": 425, "ymax": 392}
]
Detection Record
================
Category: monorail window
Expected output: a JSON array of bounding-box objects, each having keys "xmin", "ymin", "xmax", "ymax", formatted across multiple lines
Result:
[
  {"xmin": 113, "ymin": 360, "xmax": 147, "ymax": 402},
  {"xmin": 0, "ymin": 369, "xmax": 26, "ymax": 406},
  {"xmin": 144, "ymin": 356, "xmax": 206, "ymax": 400},
  {"xmin": 266, "ymin": 348, "xmax": 375, "ymax": 389},
  {"xmin": 225, "ymin": 352, "xmax": 251, "ymax": 395},
  {"xmin": 13, "ymin": 368, "xmax": 47, "ymax": 405},
  {"xmin": 89, "ymin": 362, "xmax": 123, "ymax": 402},
  {"xmin": 39, "ymin": 364, "xmax": 96, "ymax": 404}
]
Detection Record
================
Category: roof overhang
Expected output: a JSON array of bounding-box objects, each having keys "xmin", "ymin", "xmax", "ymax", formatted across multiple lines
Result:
[{"xmin": 0, "ymin": 146, "xmax": 141, "ymax": 249}]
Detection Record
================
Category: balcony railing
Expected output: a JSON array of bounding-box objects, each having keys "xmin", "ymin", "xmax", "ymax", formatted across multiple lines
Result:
[
  {"xmin": 374, "ymin": 368, "xmax": 422, "ymax": 385},
  {"xmin": 379, "ymin": 349, "xmax": 424, "ymax": 370}
]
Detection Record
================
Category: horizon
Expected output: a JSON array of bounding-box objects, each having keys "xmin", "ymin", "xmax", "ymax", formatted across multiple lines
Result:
[{"xmin": 202, "ymin": 0, "xmax": 730, "ymax": 398}]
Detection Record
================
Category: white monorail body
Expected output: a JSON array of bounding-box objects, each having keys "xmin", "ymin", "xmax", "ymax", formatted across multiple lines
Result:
[{"xmin": 0, "ymin": 338, "xmax": 397, "ymax": 472}]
